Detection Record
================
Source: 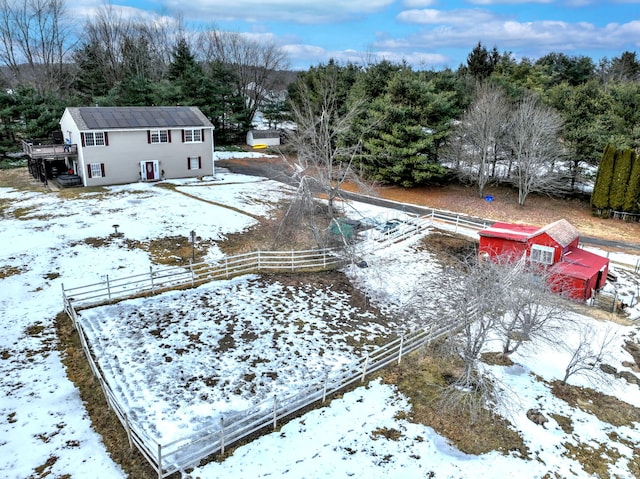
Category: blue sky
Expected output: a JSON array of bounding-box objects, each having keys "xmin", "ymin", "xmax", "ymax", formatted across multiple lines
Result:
[{"xmin": 81, "ymin": 0, "xmax": 640, "ymax": 70}]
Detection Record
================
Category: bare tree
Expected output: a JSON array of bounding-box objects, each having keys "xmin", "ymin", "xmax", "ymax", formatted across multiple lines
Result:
[
  {"xmin": 507, "ymin": 91, "xmax": 565, "ymax": 206},
  {"xmin": 197, "ymin": 29, "xmax": 289, "ymax": 122},
  {"xmin": 0, "ymin": 0, "xmax": 76, "ymax": 93},
  {"xmin": 77, "ymin": 5, "xmax": 179, "ymax": 91},
  {"xmin": 285, "ymin": 68, "xmax": 371, "ymax": 217},
  {"xmin": 498, "ymin": 266, "xmax": 568, "ymax": 356},
  {"xmin": 448, "ymin": 83, "xmax": 509, "ymax": 197},
  {"xmin": 562, "ymin": 324, "xmax": 618, "ymax": 385}
]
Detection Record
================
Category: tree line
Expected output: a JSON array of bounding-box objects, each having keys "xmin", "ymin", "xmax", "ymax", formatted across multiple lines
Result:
[
  {"xmin": 286, "ymin": 45, "xmax": 640, "ymax": 206},
  {"xmin": 1, "ymin": 0, "xmax": 639, "ymax": 206},
  {"xmin": 0, "ymin": 0, "xmax": 289, "ymax": 148}
]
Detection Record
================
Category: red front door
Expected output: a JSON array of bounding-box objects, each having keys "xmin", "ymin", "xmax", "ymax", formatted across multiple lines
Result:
[{"xmin": 145, "ymin": 161, "xmax": 155, "ymax": 180}]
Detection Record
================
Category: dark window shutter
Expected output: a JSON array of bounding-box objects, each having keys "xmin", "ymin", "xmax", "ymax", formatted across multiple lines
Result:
[
  {"xmin": 104, "ymin": 132, "xmax": 109, "ymax": 146},
  {"xmin": 87, "ymin": 164, "xmax": 92, "ymax": 178},
  {"xmin": 198, "ymin": 156, "xmax": 202, "ymax": 169},
  {"xmin": 201, "ymin": 129, "xmax": 204, "ymax": 140},
  {"xmin": 100, "ymin": 164, "xmax": 105, "ymax": 177},
  {"xmin": 182, "ymin": 130, "xmax": 185, "ymax": 142},
  {"xmin": 81, "ymin": 133, "xmax": 85, "ymax": 147},
  {"xmin": 168, "ymin": 130, "xmax": 172, "ymax": 143},
  {"xmin": 147, "ymin": 130, "xmax": 151, "ymax": 144},
  {"xmin": 187, "ymin": 157, "xmax": 191, "ymax": 170}
]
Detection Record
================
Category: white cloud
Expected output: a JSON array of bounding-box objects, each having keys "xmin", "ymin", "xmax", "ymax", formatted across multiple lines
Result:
[
  {"xmin": 402, "ymin": 0, "xmax": 438, "ymax": 6},
  {"xmin": 384, "ymin": 7, "xmax": 640, "ymax": 60},
  {"xmin": 158, "ymin": 0, "xmax": 396, "ymax": 24},
  {"xmin": 397, "ymin": 8, "xmax": 498, "ymax": 24}
]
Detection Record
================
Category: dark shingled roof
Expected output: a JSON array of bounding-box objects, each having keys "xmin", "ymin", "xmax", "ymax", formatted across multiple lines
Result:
[{"xmin": 69, "ymin": 106, "xmax": 213, "ymax": 130}]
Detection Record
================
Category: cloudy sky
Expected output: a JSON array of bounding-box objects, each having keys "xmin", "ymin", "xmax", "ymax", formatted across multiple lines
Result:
[{"xmin": 95, "ymin": 0, "xmax": 639, "ymax": 69}]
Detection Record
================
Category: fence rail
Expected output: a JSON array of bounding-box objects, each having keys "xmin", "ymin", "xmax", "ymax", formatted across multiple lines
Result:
[
  {"xmin": 61, "ymin": 210, "xmax": 638, "ymax": 477},
  {"xmin": 63, "ymin": 249, "xmax": 343, "ymax": 309},
  {"xmin": 61, "ymin": 241, "xmax": 455, "ymax": 478}
]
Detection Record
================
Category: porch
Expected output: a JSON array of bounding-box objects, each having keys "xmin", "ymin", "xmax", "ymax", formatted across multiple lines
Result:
[{"xmin": 22, "ymin": 139, "xmax": 81, "ymax": 187}]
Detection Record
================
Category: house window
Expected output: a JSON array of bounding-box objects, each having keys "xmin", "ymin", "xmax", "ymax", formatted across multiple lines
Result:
[
  {"xmin": 187, "ymin": 156, "xmax": 202, "ymax": 170},
  {"xmin": 530, "ymin": 244, "xmax": 555, "ymax": 265},
  {"xmin": 149, "ymin": 130, "xmax": 169, "ymax": 144},
  {"xmin": 87, "ymin": 163, "xmax": 105, "ymax": 178},
  {"xmin": 84, "ymin": 132, "xmax": 106, "ymax": 147},
  {"xmin": 184, "ymin": 129, "xmax": 202, "ymax": 143}
]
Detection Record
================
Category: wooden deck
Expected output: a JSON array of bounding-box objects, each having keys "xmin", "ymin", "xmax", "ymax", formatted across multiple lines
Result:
[{"xmin": 22, "ymin": 140, "xmax": 77, "ymax": 158}]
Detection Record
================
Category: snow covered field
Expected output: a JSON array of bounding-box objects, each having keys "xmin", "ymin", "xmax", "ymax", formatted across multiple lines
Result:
[{"xmin": 2, "ymin": 156, "xmax": 640, "ymax": 478}]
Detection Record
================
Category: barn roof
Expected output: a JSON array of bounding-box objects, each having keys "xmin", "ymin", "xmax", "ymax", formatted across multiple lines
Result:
[
  {"xmin": 552, "ymin": 248, "xmax": 609, "ymax": 280},
  {"xmin": 538, "ymin": 219, "xmax": 580, "ymax": 247},
  {"xmin": 66, "ymin": 106, "xmax": 213, "ymax": 131},
  {"xmin": 478, "ymin": 222, "xmax": 539, "ymax": 242},
  {"xmin": 478, "ymin": 219, "xmax": 580, "ymax": 246}
]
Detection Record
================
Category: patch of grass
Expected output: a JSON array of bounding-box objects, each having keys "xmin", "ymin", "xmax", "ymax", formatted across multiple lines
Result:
[
  {"xmin": 380, "ymin": 348, "xmax": 529, "ymax": 457},
  {"xmin": 0, "ymin": 265, "xmax": 25, "ymax": 279},
  {"xmin": 56, "ymin": 185, "xmax": 109, "ymax": 200},
  {"xmin": 420, "ymin": 231, "xmax": 478, "ymax": 266},
  {"xmin": 551, "ymin": 380, "xmax": 640, "ymax": 427},
  {"xmin": 480, "ymin": 351, "xmax": 514, "ymax": 366},
  {"xmin": 371, "ymin": 426, "xmax": 403, "ymax": 441},
  {"xmin": 0, "ymin": 166, "xmax": 42, "ymax": 191},
  {"xmin": 550, "ymin": 413, "xmax": 573, "ymax": 434},
  {"xmin": 563, "ymin": 440, "xmax": 622, "ymax": 479},
  {"xmin": 25, "ymin": 322, "xmax": 46, "ymax": 336}
]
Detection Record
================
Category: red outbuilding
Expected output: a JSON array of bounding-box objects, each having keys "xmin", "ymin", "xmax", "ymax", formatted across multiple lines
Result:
[{"xmin": 478, "ymin": 219, "xmax": 609, "ymax": 301}]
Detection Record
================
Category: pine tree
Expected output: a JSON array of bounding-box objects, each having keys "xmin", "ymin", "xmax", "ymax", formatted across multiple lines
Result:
[
  {"xmin": 609, "ymin": 148, "xmax": 633, "ymax": 210},
  {"xmin": 623, "ymin": 151, "xmax": 640, "ymax": 213},
  {"xmin": 591, "ymin": 144, "xmax": 616, "ymax": 211}
]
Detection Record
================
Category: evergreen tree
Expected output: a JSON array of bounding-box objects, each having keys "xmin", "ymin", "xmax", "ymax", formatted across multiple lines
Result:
[
  {"xmin": 359, "ymin": 67, "xmax": 448, "ymax": 186},
  {"xmin": 609, "ymin": 148, "xmax": 633, "ymax": 210},
  {"xmin": 623, "ymin": 151, "xmax": 640, "ymax": 213},
  {"xmin": 591, "ymin": 144, "xmax": 616, "ymax": 211},
  {"xmin": 464, "ymin": 42, "xmax": 500, "ymax": 81}
]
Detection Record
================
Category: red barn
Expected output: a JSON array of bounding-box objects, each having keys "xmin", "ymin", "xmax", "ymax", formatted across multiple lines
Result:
[{"xmin": 478, "ymin": 219, "xmax": 609, "ymax": 300}]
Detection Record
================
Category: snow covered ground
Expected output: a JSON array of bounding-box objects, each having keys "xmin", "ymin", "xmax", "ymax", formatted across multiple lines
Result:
[{"xmin": 1, "ymin": 157, "xmax": 640, "ymax": 478}]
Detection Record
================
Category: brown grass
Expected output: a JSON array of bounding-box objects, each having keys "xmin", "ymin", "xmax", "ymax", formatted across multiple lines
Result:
[
  {"xmin": 381, "ymin": 349, "xmax": 530, "ymax": 457},
  {"xmin": 55, "ymin": 311, "xmax": 163, "ymax": 479}
]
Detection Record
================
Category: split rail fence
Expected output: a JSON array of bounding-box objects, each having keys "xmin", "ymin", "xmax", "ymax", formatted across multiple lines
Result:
[
  {"xmin": 60, "ymin": 209, "xmax": 638, "ymax": 477},
  {"xmin": 62, "ymin": 243, "xmax": 455, "ymax": 478}
]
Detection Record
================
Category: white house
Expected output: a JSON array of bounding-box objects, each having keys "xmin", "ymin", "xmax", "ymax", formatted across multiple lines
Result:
[{"xmin": 58, "ymin": 106, "xmax": 215, "ymax": 187}]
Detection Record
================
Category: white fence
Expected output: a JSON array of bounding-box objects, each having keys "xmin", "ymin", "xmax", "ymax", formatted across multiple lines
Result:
[
  {"xmin": 61, "ymin": 210, "xmax": 637, "ymax": 477},
  {"xmin": 63, "ymin": 248, "xmax": 343, "ymax": 309},
  {"xmin": 62, "ymin": 245, "xmax": 455, "ymax": 478}
]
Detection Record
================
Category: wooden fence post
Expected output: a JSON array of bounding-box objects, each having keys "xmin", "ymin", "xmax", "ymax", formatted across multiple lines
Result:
[
  {"xmin": 157, "ymin": 443, "xmax": 162, "ymax": 479},
  {"xmin": 106, "ymin": 275, "xmax": 112, "ymax": 302},
  {"xmin": 398, "ymin": 335, "xmax": 404, "ymax": 365},
  {"xmin": 124, "ymin": 414, "xmax": 133, "ymax": 450},
  {"xmin": 273, "ymin": 395, "xmax": 278, "ymax": 430},
  {"xmin": 291, "ymin": 250, "xmax": 294, "ymax": 271},
  {"xmin": 220, "ymin": 417, "xmax": 225, "ymax": 455},
  {"xmin": 150, "ymin": 266, "xmax": 155, "ymax": 294},
  {"xmin": 361, "ymin": 354, "xmax": 369, "ymax": 383},
  {"xmin": 190, "ymin": 261, "xmax": 194, "ymax": 287},
  {"xmin": 322, "ymin": 372, "xmax": 328, "ymax": 403}
]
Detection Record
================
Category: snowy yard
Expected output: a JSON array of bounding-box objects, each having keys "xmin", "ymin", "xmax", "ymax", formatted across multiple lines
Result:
[{"xmin": 2, "ymin": 155, "xmax": 640, "ymax": 478}]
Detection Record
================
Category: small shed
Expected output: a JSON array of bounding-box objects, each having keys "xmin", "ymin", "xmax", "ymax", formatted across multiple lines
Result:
[
  {"xmin": 246, "ymin": 129, "xmax": 280, "ymax": 147},
  {"xmin": 478, "ymin": 219, "xmax": 609, "ymax": 300}
]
